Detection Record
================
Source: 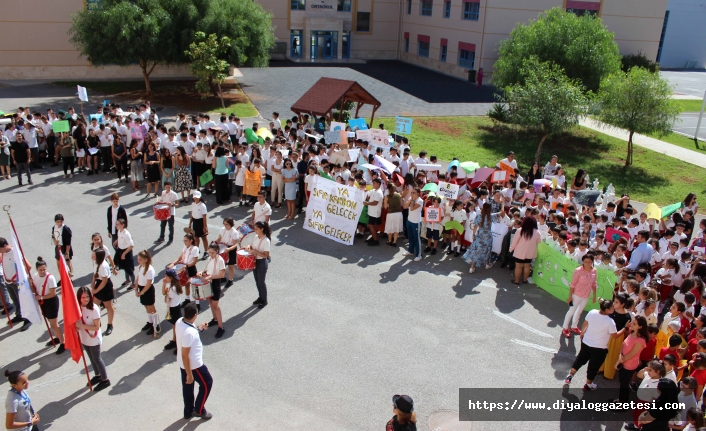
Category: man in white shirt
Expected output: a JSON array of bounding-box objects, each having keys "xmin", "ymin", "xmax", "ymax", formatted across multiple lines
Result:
[
  {"xmin": 176, "ymin": 303, "xmax": 213, "ymax": 420},
  {"xmin": 178, "ymin": 133, "xmax": 195, "ymax": 156},
  {"xmin": 162, "ymin": 132, "xmax": 179, "ymax": 155},
  {"xmin": 250, "ymin": 191, "xmax": 272, "ymax": 225},
  {"xmin": 272, "ymin": 112, "xmax": 281, "ymax": 130},
  {"xmin": 158, "ymin": 181, "xmax": 179, "ymax": 243},
  {"xmin": 0, "ymin": 237, "xmax": 25, "ymax": 327},
  {"xmin": 364, "ymin": 178, "xmax": 384, "ymax": 246},
  {"xmin": 20, "ymin": 121, "xmax": 40, "ymax": 169},
  {"xmin": 496, "ymin": 151, "xmax": 517, "ymax": 170},
  {"xmin": 201, "ymin": 114, "xmax": 216, "ymax": 130},
  {"xmin": 414, "ymin": 150, "xmax": 429, "ymax": 167}
]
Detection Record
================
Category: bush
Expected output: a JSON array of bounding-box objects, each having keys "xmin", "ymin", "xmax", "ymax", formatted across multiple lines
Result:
[
  {"xmin": 488, "ymin": 102, "xmax": 510, "ymax": 123},
  {"xmin": 622, "ymin": 51, "xmax": 659, "ymax": 73}
]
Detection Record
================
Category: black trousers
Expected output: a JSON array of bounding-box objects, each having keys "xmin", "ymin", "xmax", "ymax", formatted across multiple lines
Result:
[
  {"xmin": 100, "ymin": 147, "xmax": 112, "ymax": 171},
  {"xmin": 571, "ymin": 342, "xmax": 609, "ymax": 381},
  {"xmin": 30, "ymin": 148, "xmax": 39, "ymax": 167},
  {"xmin": 160, "ymin": 215, "xmax": 174, "ymax": 240},
  {"xmin": 254, "ymin": 258, "xmax": 268, "ymax": 302},
  {"xmin": 296, "ymin": 177, "xmax": 305, "ymax": 210},
  {"xmin": 46, "ymin": 135, "xmax": 56, "ymax": 161},
  {"xmin": 618, "ymin": 366, "xmax": 636, "ymax": 403},
  {"xmin": 180, "ymin": 365, "xmax": 213, "ymax": 418},
  {"xmin": 62, "ymin": 156, "xmax": 75, "ymax": 174},
  {"xmin": 115, "ymin": 159, "xmax": 128, "ymax": 179},
  {"xmin": 214, "ymin": 173, "xmax": 229, "ymax": 204}
]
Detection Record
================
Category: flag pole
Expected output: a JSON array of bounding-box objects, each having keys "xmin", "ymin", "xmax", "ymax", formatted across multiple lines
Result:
[
  {"xmin": 76, "ymin": 327, "xmax": 93, "ymax": 391},
  {"xmin": 3, "ymin": 206, "xmax": 56, "ymax": 346},
  {"xmin": 0, "ymin": 206, "xmax": 12, "ymax": 328}
]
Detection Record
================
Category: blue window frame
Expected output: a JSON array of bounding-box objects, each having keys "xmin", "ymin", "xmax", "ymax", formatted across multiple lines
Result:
[
  {"xmin": 463, "ymin": 2, "xmax": 479, "ymax": 20},
  {"xmin": 459, "ymin": 49, "xmax": 475, "ymax": 68},
  {"xmin": 291, "ymin": 0, "xmax": 305, "ymax": 10},
  {"xmin": 443, "ymin": 1, "xmax": 450, "ymax": 18},
  {"xmin": 290, "ymin": 30, "xmax": 303, "ymax": 58},
  {"xmin": 418, "ymin": 41, "xmax": 430, "ymax": 57},
  {"xmin": 440, "ymin": 45, "xmax": 447, "ymax": 62},
  {"xmin": 407, "ymin": 0, "xmax": 412, "ymax": 14},
  {"xmin": 421, "ymin": 0, "xmax": 432, "ymax": 16},
  {"xmin": 405, "ymin": 37, "xmax": 409, "ymax": 53},
  {"xmin": 657, "ymin": 10, "xmax": 670, "ymax": 63},
  {"xmin": 338, "ymin": 0, "xmax": 351, "ymax": 11}
]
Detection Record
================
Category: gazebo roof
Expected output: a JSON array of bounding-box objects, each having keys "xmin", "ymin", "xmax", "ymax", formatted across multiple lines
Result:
[{"xmin": 290, "ymin": 77, "xmax": 381, "ymax": 117}]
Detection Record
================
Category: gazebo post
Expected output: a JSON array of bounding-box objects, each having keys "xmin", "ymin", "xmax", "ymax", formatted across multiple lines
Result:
[
  {"xmin": 370, "ymin": 105, "xmax": 379, "ymax": 127},
  {"xmin": 354, "ymin": 101, "xmax": 363, "ymax": 119},
  {"xmin": 338, "ymin": 98, "xmax": 346, "ymax": 122}
]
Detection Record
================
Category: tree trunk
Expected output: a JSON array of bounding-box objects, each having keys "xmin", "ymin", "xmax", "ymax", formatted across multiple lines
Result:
[
  {"xmin": 534, "ymin": 134, "xmax": 548, "ymax": 164},
  {"xmin": 218, "ymin": 82, "xmax": 224, "ymax": 109},
  {"xmin": 626, "ymin": 131, "xmax": 634, "ymax": 166},
  {"xmin": 141, "ymin": 64, "xmax": 151, "ymax": 96}
]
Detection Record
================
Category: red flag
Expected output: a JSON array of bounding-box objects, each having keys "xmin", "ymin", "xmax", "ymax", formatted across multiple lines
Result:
[{"xmin": 59, "ymin": 254, "xmax": 82, "ymax": 363}]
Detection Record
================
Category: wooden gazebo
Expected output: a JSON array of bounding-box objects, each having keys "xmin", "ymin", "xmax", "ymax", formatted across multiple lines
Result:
[{"xmin": 290, "ymin": 77, "xmax": 381, "ymax": 125}]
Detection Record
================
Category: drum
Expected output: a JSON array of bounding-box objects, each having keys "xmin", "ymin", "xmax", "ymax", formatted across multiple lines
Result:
[
  {"xmin": 173, "ymin": 264, "xmax": 190, "ymax": 286},
  {"xmin": 190, "ymin": 277, "xmax": 213, "ymax": 300},
  {"xmin": 218, "ymin": 244, "xmax": 229, "ymax": 265},
  {"xmin": 236, "ymin": 223, "xmax": 254, "ymax": 240},
  {"xmin": 154, "ymin": 203, "xmax": 170, "ymax": 221},
  {"xmin": 236, "ymin": 250, "xmax": 256, "ymax": 271},
  {"xmin": 240, "ymin": 232, "xmax": 256, "ymax": 249}
]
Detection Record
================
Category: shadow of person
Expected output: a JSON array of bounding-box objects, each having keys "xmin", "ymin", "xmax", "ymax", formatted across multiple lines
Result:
[
  {"xmin": 38, "ymin": 387, "xmax": 94, "ymax": 430},
  {"xmin": 108, "ymin": 352, "xmax": 172, "ymax": 396},
  {"xmin": 450, "ymin": 276, "xmax": 483, "ymax": 299},
  {"xmin": 101, "ymin": 331, "xmax": 155, "ymax": 367},
  {"xmin": 201, "ymin": 304, "xmax": 261, "ymax": 346},
  {"xmin": 494, "ymin": 285, "xmax": 526, "ymax": 314},
  {"xmin": 162, "ymin": 416, "xmax": 211, "ymax": 431},
  {"xmin": 551, "ymin": 335, "xmax": 578, "ymax": 381}
]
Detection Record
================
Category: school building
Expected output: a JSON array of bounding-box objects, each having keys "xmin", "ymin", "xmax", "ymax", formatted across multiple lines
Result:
[{"xmin": 1, "ymin": 0, "xmax": 669, "ymax": 82}]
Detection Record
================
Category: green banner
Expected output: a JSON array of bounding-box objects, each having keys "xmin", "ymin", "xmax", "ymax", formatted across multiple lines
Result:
[
  {"xmin": 661, "ymin": 201, "xmax": 684, "ymax": 219},
  {"xmin": 534, "ymin": 242, "xmax": 616, "ymax": 311},
  {"xmin": 52, "ymin": 120, "xmax": 70, "ymax": 133}
]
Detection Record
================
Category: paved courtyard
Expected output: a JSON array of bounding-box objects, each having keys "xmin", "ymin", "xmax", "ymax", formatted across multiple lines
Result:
[{"xmin": 238, "ymin": 60, "xmax": 496, "ymax": 118}]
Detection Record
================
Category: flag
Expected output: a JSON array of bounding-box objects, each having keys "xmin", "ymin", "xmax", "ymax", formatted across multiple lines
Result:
[
  {"xmin": 58, "ymin": 252, "xmax": 82, "ymax": 363},
  {"xmin": 319, "ymin": 171, "xmax": 334, "ymax": 181},
  {"xmin": 661, "ymin": 202, "xmax": 684, "ymax": 219},
  {"xmin": 10, "ymin": 230, "xmax": 42, "ymax": 325},
  {"xmin": 77, "ymin": 85, "xmax": 88, "ymax": 102}
]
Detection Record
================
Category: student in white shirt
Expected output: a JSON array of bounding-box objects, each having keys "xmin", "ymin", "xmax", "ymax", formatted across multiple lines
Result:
[
  {"xmin": 32, "ymin": 257, "xmax": 65, "ymax": 354},
  {"xmin": 251, "ymin": 191, "xmax": 272, "ymax": 225},
  {"xmin": 176, "ymin": 303, "xmax": 214, "ymax": 419},
  {"xmin": 196, "ymin": 244, "xmax": 226, "ymax": 338},
  {"xmin": 244, "ymin": 221, "xmax": 271, "ymax": 309},
  {"xmin": 161, "ymin": 268, "xmax": 184, "ymax": 353},
  {"xmin": 91, "ymin": 248, "xmax": 115, "ymax": 334},
  {"xmin": 135, "ymin": 250, "xmax": 159, "ymax": 337},
  {"xmin": 215, "ymin": 217, "xmax": 240, "ymax": 287},
  {"xmin": 76, "ymin": 286, "xmax": 111, "ymax": 391},
  {"xmin": 157, "ymin": 181, "xmax": 179, "ymax": 243},
  {"xmin": 189, "ymin": 191, "xmax": 209, "ymax": 259},
  {"xmin": 114, "ymin": 218, "xmax": 135, "ymax": 290}
]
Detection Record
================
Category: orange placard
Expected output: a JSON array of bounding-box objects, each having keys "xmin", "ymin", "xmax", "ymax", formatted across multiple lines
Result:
[
  {"xmin": 425, "ymin": 207, "xmax": 442, "ymax": 223},
  {"xmin": 244, "ymin": 168, "xmax": 261, "ymax": 197},
  {"xmin": 499, "ymin": 161, "xmax": 515, "ymax": 177}
]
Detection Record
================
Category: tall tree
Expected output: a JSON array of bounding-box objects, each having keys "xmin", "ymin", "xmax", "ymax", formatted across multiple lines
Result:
[
  {"xmin": 504, "ymin": 58, "xmax": 588, "ymax": 163},
  {"xmin": 493, "ymin": 7, "xmax": 621, "ymax": 93},
  {"xmin": 185, "ymin": 32, "xmax": 232, "ymax": 108},
  {"xmin": 597, "ymin": 67, "xmax": 680, "ymax": 166},
  {"xmin": 198, "ymin": 0, "xmax": 275, "ymax": 67}
]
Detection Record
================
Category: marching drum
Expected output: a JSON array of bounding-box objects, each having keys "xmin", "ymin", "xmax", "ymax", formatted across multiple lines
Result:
[
  {"xmin": 236, "ymin": 223, "xmax": 254, "ymax": 240},
  {"xmin": 240, "ymin": 232, "xmax": 256, "ymax": 249},
  {"xmin": 190, "ymin": 277, "xmax": 213, "ymax": 300},
  {"xmin": 218, "ymin": 244, "xmax": 230, "ymax": 265},
  {"xmin": 236, "ymin": 250, "xmax": 256, "ymax": 271},
  {"xmin": 173, "ymin": 264, "xmax": 190, "ymax": 286},
  {"xmin": 153, "ymin": 203, "xmax": 170, "ymax": 221}
]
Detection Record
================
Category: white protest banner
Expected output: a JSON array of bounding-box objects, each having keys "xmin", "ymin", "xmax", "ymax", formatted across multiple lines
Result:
[
  {"xmin": 347, "ymin": 131, "xmax": 356, "ymax": 138},
  {"xmin": 415, "ymin": 163, "xmax": 442, "ymax": 171},
  {"xmin": 437, "ymin": 181, "xmax": 459, "ymax": 200},
  {"xmin": 77, "ymin": 85, "xmax": 88, "ymax": 102},
  {"xmin": 425, "ymin": 207, "xmax": 441, "ymax": 223},
  {"xmin": 347, "ymin": 148, "xmax": 360, "ymax": 161},
  {"xmin": 330, "ymin": 121, "xmax": 347, "ymax": 131},
  {"xmin": 356, "ymin": 129, "xmax": 372, "ymax": 142},
  {"xmin": 304, "ymin": 176, "xmax": 365, "ymax": 245},
  {"xmin": 374, "ymin": 155, "xmax": 396, "ymax": 175},
  {"xmin": 370, "ymin": 143, "xmax": 390, "ymax": 159},
  {"xmin": 370, "ymin": 129, "xmax": 389, "ymax": 146}
]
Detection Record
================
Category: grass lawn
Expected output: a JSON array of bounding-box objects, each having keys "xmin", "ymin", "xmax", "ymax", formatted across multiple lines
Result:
[
  {"xmin": 647, "ymin": 130, "xmax": 706, "ymax": 153},
  {"xmin": 375, "ymin": 116, "xmax": 706, "ymax": 209},
  {"xmin": 53, "ymin": 80, "xmax": 258, "ymax": 117},
  {"xmin": 673, "ymin": 99, "xmax": 705, "ymax": 113}
]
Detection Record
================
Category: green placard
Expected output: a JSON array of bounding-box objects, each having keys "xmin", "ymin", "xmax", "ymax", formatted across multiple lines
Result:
[
  {"xmin": 534, "ymin": 242, "xmax": 616, "ymax": 311},
  {"xmin": 52, "ymin": 120, "xmax": 70, "ymax": 133},
  {"xmin": 200, "ymin": 169, "xmax": 213, "ymax": 185}
]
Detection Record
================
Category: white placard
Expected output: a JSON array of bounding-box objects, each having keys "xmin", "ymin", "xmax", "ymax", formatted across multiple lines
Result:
[
  {"xmin": 330, "ymin": 121, "xmax": 347, "ymax": 132},
  {"xmin": 415, "ymin": 163, "xmax": 442, "ymax": 171},
  {"xmin": 370, "ymin": 129, "xmax": 389, "ymax": 146},
  {"xmin": 356, "ymin": 129, "xmax": 372, "ymax": 142},
  {"xmin": 347, "ymin": 148, "xmax": 360, "ymax": 161},
  {"xmin": 370, "ymin": 143, "xmax": 390, "ymax": 159},
  {"xmin": 438, "ymin": 181, "xmax": 459, "ymax": 200},
  {"xmin": 303, "ymin": 176, "xmax": 365, "ymax": 245}
]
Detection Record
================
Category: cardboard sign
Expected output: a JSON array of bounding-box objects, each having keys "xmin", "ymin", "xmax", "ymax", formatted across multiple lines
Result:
[
  {"xmin": 52, "ymin": 120, "xmax": 70, "ymax": 133},
  {"xmin": 356, "ymin": 129, "xmax": 372, "ymax": 142},
  {"xmin": 77, "ymin": 85, "xmax": 88, "ymax": 102},
  {"xmin": 329, "ymin": 152, "xmax": 348, "ymax": 167},
  {"xmin": 348, "ymin": 148, "xmax": 360, "ymax": 161},
  {"xmin": 348, "ymin": 118, "xmax": 368, "ymax": 130},
  {"xmin": 324, "ymin": 130, "xmax": 342, "ymax": 144},
  {"xmin": 303, "ymin": 176, "xmax": 365, "ymax": 245},
  {"xmin": 395, "ymin": 116, "xmax": 414, "ymax": 134},
  {"xmin": 370, "ymin": 129, "xmax": 389, "ymax": 146},
  {"xmin": 425, "ymin": 207, "xmax": 441, "ymax": 223},
  {"xmin": 330, "ymin": 121, "xmax": 347, "ymax": 131},
  {"xmin": 491, "ymin": 170, "xmax": 507, "ymax": 183},
  {"xmin": 437, "ymin": 181, "xmax": 459, "ymax": 200},
  {"xmin": 498, "ymin": 161, "xmax": 515, "ymax": 177}
]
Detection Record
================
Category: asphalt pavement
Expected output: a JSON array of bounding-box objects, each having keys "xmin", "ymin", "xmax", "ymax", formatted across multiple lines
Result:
[{"xmin": 0, "ymin": 164, "xmax": 617, "ymax": 431}]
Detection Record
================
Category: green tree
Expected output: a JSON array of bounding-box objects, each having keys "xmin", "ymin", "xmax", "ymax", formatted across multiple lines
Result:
[
  {"xmin": 185, "ymin": 32, "xmax": 231, "ymax": 108},
  {"xmin": 504, "ymin": 58, "xmax": 589, "ymax": 163},
  {"xmin": 597, "ymin": 67, "xmax": 680, "ymax": 166},
  {"xmin": 493, "ymin": 7, "xmax": 621, "ymax": 93},
  {"xmin": 198, "ymin": 0, "xmax": 275, "ymax": 67}
]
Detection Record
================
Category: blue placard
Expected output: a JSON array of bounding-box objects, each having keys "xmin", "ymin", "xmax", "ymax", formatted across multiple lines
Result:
[
  {"xmin": 348, "ymin": 118, "xmax": 368, "ymax": 130},
  {"xmin": 103, "ymin": 99, "xmax": 110, "ymax": 107},
  {"xmin": 89, "ymin": 114, "xmax": 102, "ymax": 123},
  {"xmin": 395, "ymin": 116, "xmax": 413, "ymax": 134}
]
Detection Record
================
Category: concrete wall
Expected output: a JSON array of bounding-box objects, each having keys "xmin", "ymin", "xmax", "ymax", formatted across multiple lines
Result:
[{"xmin": 658, "ymin": 0, "xmax": 706, "ymax": 68}]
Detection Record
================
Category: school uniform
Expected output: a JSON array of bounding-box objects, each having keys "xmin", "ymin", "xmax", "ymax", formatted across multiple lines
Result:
[
  {"xmin": 136, "ymin": 265, "xmax": 156, "ymax": 306},
  {"xmin": 115, "ymin": 229, "xmax": 135, "ymax": 284},
  {"xmin": 32, "ymin": 272, "xmax": 59, "ymax": 319},
  {"xmin": 176, "ymin": 317, "xmax": 212, "ymax": 419},
  {"xmin": 191, "ymin": 202, "xmax": 208, "ymax": 238},
  {"xmin": 93, "ymin": 260, "xmax": 115, "ymax": 302},
  {"xmin": 203, "ymin": 255, "xmax": 225, "ymax": 300},
  {"xmin": 106, "ymin": 204, "xmax": 127, "ymax": 244},
  {"xmin": 52, "ymin": 224, "xmax": 73, "ymax": 261}
]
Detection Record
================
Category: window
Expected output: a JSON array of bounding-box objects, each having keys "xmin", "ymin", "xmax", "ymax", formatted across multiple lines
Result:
[
  {"xmin": 86, "ymin": 0, "xmax": 100, "ymax": 10},
  {"xmin": 463, "ymin": 2, "xmax": 479, "ymax": 20},
  {"xmin": 405, "ymin": 37, "xmax": 409, "ymax": 53},
  {"xmin": 566, "ymin": 8, "xmax": 597, "ymax": 17},
  {"xmin": 459, "ymin": 49, "xmax": 474, "ymax": 68},
  {"xmin": 356, "ymin": 12, "xmax": 371, "ymax": 32},
  {"xmin": 342, "ymin": 31, "xmax": 351, "ymax": 58},
  {"xmin": 407, "ymin": 0, "xmax": 412, "ymax": 14},
  {"xmin": 291, "ymin": 0, "xmax": 305, "ymax": 10},
  {"xmin": 443, "ymin": 1, "xmax": 450, "ymax": 18},
  {"xmin": 338, "ymin": 0, "xmax": 351, "ymax": 11},
  {"xmin": 420, "ymin": 0, "xmax": 432, "ymax": 16},
  {"xmin": 657, "ymin": 10, "xmax": 670, "ymax": 62},
  {"xmin": 418, "ymin": 41, "xmax": 430, "ymax": 57},
  {"xmin": 440, "ymin": 45, "xmax": 447, "ymax": 62},
  {"xmin": 290, "ymin": 30, "xmax": 303, "ymax": 58}
]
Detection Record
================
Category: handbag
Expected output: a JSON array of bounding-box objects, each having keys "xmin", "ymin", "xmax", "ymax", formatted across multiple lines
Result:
[{"xmin": 59, "ymin": 138, "xmax": 75, "ymax": 158}]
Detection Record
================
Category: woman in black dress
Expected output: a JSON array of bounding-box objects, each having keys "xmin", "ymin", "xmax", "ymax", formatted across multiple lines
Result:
[
  {"xmin": 72, "ymin": 121, "xmax": 87, "ymax": 173},
  {"xmin": 92, "ymin": 247, "xmax": 115, "ymax": 335},
  {"xmin": 144, "ymin": 142, "xmax": 160, "ymax": 198},
  {"xmin": 112, "ymin": 136, "xmax": 128, "ymax": 183},
  {"xmin": 86, "ymin": 128, "xmax": 100, "ymax": 175},
  {"xmin": 525, "ymin": 162, "xmax": 543, "ymax": 186}
]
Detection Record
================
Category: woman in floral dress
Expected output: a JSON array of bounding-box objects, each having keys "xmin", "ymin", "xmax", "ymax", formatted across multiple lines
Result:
[
  {"xmin": 463, "ymin": 201, "xmax": 504, "ymax": 274},
  {"xmin": 173, "ymin": 146, "xmax": 192, "ymax": 203}
]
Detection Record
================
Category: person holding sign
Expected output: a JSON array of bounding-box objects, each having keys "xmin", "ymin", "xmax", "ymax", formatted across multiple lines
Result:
[
  {"xmin": 424, "ymin": 196, "xmax": 443, "ymax": 255},
  {"xmin": 364, "ymin": 179, "xmax": 384, "ymax": 246},
  {"xmin": 383, "ymin": 183, "xmax": 403, "ymax": 247},
  {"xmin": 403, "ymin": 188, "xmax": 424, "ymax": 261},
  {"xmin": 463, "ymin": 201, "xmax": 505, "ymax": 274}
]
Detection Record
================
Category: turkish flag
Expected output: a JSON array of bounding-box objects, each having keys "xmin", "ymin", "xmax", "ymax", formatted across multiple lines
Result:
[{"xmin": 58, "ymin": 251, "xmax": 82, "ymax": 363}]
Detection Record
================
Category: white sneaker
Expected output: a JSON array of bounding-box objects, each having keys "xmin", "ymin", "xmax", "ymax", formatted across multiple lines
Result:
[
  {"xmin": 485, "ymin": 263, "xmax": 493, "ymax": 269},
  {"xmin": 413, "ymin": 256, "xmax": 422, "ymax": 262},
  {"xmin": 63, "ymin": 174, "xmax": 67, "ymax": 178},
  {"xmin": 527, "ymin": 276, "xmax": 534, "ymax": 284},
  {"xmin": 403, "ymin": 251, "xmax": 413, "ymax": 256},
  {"xmin": 69, "ymin": 174, "xmax": 73, "ymax": 178},
  {"xmin": 469, "ymin": 267, "xmax": 475, "ymax": 274}
]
